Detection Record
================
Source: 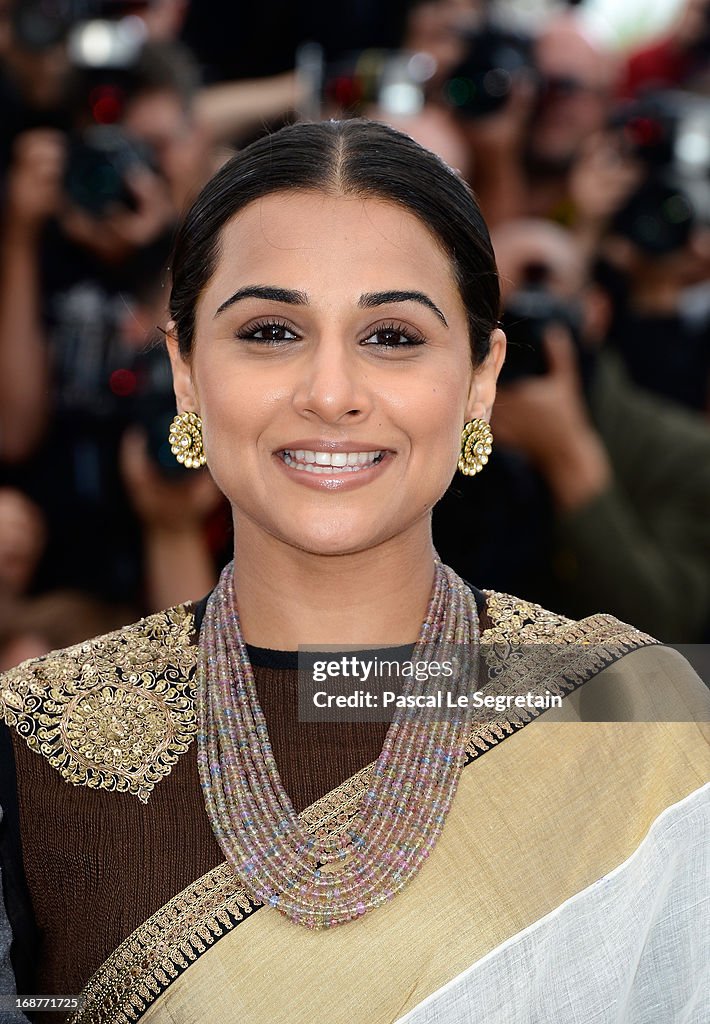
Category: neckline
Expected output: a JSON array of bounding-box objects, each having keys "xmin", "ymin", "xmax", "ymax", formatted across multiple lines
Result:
[{"xmin": 188, "ymin": 582, "xmax": 489, "ymax": 670}]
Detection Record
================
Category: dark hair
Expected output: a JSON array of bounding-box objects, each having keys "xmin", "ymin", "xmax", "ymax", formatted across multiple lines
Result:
[{"xmin": 169, "ymin": 119, "xmax": 499, "ymax": 363}]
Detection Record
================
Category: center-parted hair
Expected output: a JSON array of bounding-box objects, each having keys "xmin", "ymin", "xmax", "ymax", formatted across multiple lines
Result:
[{"xmin": 169, "ymin": 118, "xmax": 500, "ymax": 364}]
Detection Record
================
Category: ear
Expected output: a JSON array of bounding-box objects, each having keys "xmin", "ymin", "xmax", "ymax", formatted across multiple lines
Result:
[
  {"xmin": 465, "ymin": 327, "xmax": 506, "ymax": 421},
  {"xmin": 164, "ymin": 321, "xmax": 200, "ymax": 413}
]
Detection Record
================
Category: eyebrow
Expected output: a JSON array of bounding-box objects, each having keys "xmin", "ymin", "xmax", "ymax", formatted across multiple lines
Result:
[
  {"xmin": 214, "ymin": 285, "xmax": 448, "ymax": 327},
  {"xmin": 214, "ymin": 285, "xmax": 307, "ymax": 317},
  {"xmin": 359, "ymin": 290, "xmax": 448, "ymax": 327}
]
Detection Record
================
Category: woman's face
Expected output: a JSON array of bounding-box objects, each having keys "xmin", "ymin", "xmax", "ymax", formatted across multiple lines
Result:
[{"xmin": 168, "ymin": 189, "xmax": 504, "ymax": 557}]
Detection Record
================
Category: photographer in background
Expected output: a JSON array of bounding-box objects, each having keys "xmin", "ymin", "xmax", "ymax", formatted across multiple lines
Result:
[
  {"xmin": 433, "ymin": 218, "xmax": 710, "ymax": 641},
  {"xmin": 597, "ymin": 91, "xmax": 710, "ymax": 414},
  {"xmin": 521, "ymin": 13, "xmax": 619, "ymax": 219},
  {"xmin": 0, "ymin": 0, "xmax": 73, "ymax": 180},
  {"xmin": 304, "ymin": 2, "xmax": 627, "ymax": 228},
  {"xmin": 0, "ymin": 36, "xmax": 216, "ymax": 612},
  {"xmin": 602, "ymin": 199, "xmax": 710, "ymax": 414}
]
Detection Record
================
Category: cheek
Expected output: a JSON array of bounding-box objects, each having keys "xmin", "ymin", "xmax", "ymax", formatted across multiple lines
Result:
[
  {"xmin": 195, "ymin": 371, "xmax": 254, "ymax": 476},
  {"xmin": 408, "ymin": 375, "xmax": 466, "ymax": 474}
]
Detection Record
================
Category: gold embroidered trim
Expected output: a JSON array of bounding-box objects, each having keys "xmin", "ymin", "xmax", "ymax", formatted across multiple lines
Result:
[
  {"xmin": 0, "ymin": 605, "xmax": 198, "ymax": 803},
  {"xmin": 465, "ymin": 596, "xmax": 658, "ymax": 755},
  {"xmin": 69, "ymin": 596, "xmax": 658, "ymax": 1024}
]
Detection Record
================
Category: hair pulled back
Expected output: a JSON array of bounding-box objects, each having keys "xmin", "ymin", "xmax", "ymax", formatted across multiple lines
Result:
[{"xmin": 169, "ymin": 119, "xmax": 499, "ymax": 363}]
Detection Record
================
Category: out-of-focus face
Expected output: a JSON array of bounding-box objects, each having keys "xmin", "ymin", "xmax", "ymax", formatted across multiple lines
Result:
[
  {"xmin": 137, "ymin": 0, "xmax": 189, "ymax": 42},
  {"xmin": 123, "ymin": 89, "xmax": 210, "ymax": 209},
  {"xmin": 0, "ymin": 489, "xmax": 46, "ymax": 596},
  {"xmin": 168, "ymin": 189, "xmax": 504, "ymax": 558},
  {"xmin": 5, "ymin": 41, "xmax": 70, "ymax": 110},
  {"xmin": 528, "ymin": 25, "xmax": 613, "ymax": 172},
  {"xmin": 492, "ymin": 220, "xmax": 585, "ymax": 303},
  {"xmin": 492, "ymin": 219, "xmax": 611, "ymax": 348}
]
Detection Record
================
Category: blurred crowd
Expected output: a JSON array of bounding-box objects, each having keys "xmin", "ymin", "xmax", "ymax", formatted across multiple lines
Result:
[{"xmin": 1, "ymin": 0, "xmax": 710, "ymax": 668}]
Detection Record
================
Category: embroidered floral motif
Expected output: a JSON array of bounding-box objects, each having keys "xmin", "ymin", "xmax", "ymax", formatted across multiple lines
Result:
[
  {"xmin": 0, "ymin": 605, "xmax": 198, "ymax": 803},
  {"xmin": 480, "ymin": 590, "xmax": 575, "ymax": 644}
]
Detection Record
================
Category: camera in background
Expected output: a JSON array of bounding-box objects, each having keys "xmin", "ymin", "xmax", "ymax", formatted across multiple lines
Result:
[
  {"xmin": 498, "ymin": 260, "xmax": 584, "ymax": 385},
  {"xmin": 442, "ymin": 19, "xmax": 534, "ymax": 120},
  {"xmin": 610, "ymin": 91, "xmax": 710, "ymax": 253}
]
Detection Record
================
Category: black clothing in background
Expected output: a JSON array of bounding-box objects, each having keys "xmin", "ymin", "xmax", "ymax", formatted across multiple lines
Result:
[
  {"xmin": 434, "ymin": 450, "xmax": 557, "ymax": 610},
  {"xmin": 611, "ymin": 308, "xmax": 710, "ymax": 414},
  {"xmin": 179, "ymin": 0, "xmax": 411, "ymax": 82}
]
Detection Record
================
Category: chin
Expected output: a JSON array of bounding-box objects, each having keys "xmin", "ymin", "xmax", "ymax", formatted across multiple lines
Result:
[
  {"xmin": 276, "ymin": 519, "xmax": 397, "ymax": 559},
  {"xmin": 291, "ymin": 534, "xmax": 383, "ymax": 558}
]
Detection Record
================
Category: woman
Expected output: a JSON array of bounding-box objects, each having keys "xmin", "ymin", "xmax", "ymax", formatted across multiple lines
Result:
[{"xmin": 0, "ymin": 119, "xmax": 708, "ymax": 1024}]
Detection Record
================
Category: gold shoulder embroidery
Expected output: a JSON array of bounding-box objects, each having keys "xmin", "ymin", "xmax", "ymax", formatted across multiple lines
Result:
[
  {"xmin": 482, "ymin": 589, "xmax": 658, "ymax": 646},
  {"xmin": 470, "ymin": 590, "xmax": 659, "ymax": 756},
  {"xmin": 0, "ymin": 604, "xmax": 198, "ymax": 803},
  {"xmin": 482, "ymin": 590, "xmax": 576, "ymax": 643}
]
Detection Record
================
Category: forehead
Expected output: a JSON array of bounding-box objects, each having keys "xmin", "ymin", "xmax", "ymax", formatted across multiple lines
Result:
[{"xmin": 198, "ymin": 190, "xmax": 461, "ymax": 314}]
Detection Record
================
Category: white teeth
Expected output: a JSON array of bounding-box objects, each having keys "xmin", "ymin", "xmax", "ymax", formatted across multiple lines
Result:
[{"xmin": 281, "ymin": 449, "xmax": 385, "ymax": 474}]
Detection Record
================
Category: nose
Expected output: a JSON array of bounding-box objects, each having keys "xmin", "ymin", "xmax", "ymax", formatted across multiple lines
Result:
[{"xmin": 292, "ymin": 336, "xmax": 373, "ymax": 424}]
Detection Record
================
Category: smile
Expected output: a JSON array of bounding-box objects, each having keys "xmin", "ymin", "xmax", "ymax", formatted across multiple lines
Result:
[{"xmin": 279, "ymin": 450, "xmax": 385, "ymax": 474}]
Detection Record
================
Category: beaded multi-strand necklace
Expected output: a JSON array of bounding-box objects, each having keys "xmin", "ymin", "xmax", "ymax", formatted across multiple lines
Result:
[{"xmin": 196, "ymin": 556, "xmax": 479, "ymax": 929}]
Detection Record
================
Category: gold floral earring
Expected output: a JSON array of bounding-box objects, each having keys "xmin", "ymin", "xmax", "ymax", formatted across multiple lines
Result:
[
  {"xmin": 458, "ymin": 418, "xmax": 493, "ymax": 476},
  {"xmin": 168, "ymin": 411, "xmax": 206, "ymax": 469}
]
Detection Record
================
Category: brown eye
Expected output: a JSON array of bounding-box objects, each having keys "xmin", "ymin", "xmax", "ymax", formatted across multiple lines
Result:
[
  {"xmin": 375, "ymin": 329, "xmax": 405, "ymax": 346},
  {"xmin": 254, "ymin": 325, "xmax": 295, "ymax": 342},
  {"xmin": 360, "ymin": 323, "xmax": 426, "ymax": 348},
  {"xmin": 236, "ymin": 320, "xmax": 298, "ymax": 344}
]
